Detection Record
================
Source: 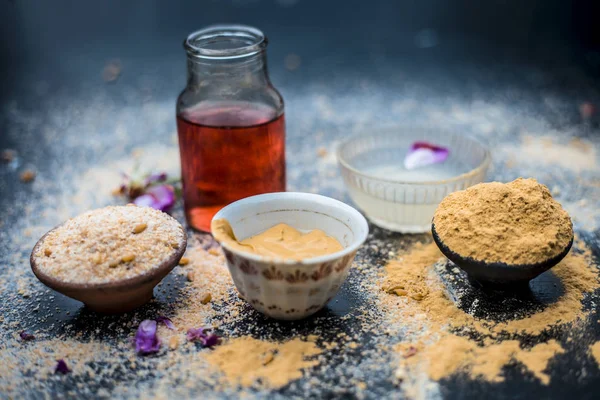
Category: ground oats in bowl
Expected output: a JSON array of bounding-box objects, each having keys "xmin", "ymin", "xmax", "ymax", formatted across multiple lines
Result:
[{"xmin": 31, "ymin": 205, "xmax": 187, "ymax": 313}]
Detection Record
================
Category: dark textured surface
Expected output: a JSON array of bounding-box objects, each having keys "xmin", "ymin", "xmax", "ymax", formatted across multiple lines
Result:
[{"xmin": 1, "ymin": 1, "xmax": 600, "ymax": 399}]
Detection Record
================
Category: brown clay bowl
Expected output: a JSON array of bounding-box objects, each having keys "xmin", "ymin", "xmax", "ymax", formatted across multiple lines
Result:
[{"xmin": 30, "ymin": 225, "xmax": 187, "ymax": 314}]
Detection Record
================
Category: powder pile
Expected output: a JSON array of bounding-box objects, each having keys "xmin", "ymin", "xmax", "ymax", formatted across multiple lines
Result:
[
  {"xmin": 433, "ymin": 178, "xmax": 573, "ymax": 265},
  {"xmin": 382, "ymin": 238, "xmax": 599, "ymax": 386},
  {"xmin": 32, "ymin": 205, "xmax": 185, "ymax": 284},
  {"xmin": 205, "ymin": 336, "xmax": 322, "ymax": 389}
]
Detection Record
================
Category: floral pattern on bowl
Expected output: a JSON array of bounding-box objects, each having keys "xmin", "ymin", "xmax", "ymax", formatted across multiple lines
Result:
[{"xmin": 224, "ymin": 248, "xmax": 357, "ymax": 319}]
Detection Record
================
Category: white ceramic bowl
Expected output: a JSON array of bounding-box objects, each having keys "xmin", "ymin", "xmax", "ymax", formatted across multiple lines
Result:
[{"xmin": 211, "ymin": 192, "xmax": 369, "ymax": 320}]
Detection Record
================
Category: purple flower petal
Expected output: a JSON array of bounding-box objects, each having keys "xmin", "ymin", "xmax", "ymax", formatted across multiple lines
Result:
[
  {"xmin": 404, "ymin": 141, "xmax": 449, "ymax": 170},
  {"xmin": 156, "ymin": 316, "xmax": 175, "ymax": 330},
  {"xmin": 132, "ymin": 185, "xmax": 175, "ymax": 212},
  {"xmin": 135, "ymin": 320, "xmax": 161, "ymax": 355},
  {"xmin": 55, "ymin": 359, "xmax": 71, "ymax": 374},
  {"xmin": 133, "ymin": 193, "xmax": 156, "ymax": 208},
  {"xmin": 186, "ymin": 327, "xmax": 205, "ymax": 341},
  {"xmin": 186, "ymin": 327, "xmax": 221, "ymax": 348},
  {"xmin": 144, "ymin": 172, "xmax": 168, "ymax": 187},
  {"xmin": 202, "ymin": 333, "xmax": 221, "ymax": 348},
  {"xmin": 146, "ymin": 185, "xmax": 176, "ymax": 212},
  {"xmin": 19, "ymin": 331, "xmax": 35, "ymax": 341}
]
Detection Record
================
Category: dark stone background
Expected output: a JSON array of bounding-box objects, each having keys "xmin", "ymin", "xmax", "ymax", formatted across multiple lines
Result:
[{"xmin": 1, "ymin": 1, "xmax": 600, "ymax": 399}]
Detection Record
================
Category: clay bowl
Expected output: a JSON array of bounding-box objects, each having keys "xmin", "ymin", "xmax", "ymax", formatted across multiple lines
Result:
[
  {"xmin": 31, "ymin": 225, "xmax": 187, "ymax": 313},
  {"xmin": 432, "ymin": 223, "xmax": 573, "ymax": 285}
]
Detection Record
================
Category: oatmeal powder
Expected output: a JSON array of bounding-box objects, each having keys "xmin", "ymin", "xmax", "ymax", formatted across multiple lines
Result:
[{"xmin": 32, "ymin": 205, "xmax": 185, "ymax": 284}]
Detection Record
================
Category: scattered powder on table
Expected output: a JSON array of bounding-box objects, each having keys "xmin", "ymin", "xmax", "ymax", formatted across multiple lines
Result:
[
  {"xmin": 32, "ymin": 205, "xmax": 185, "ymax": 284},
  {"xmin": 590, "ymin": 342, "xmax": 600, "ymax": 368},
  {"xmin": 433, "ymin": 178, "xmax": 573, "ymax": 265},
  {"xmin": 0, "ymin": 338, "xmax": 115, "ymax": 392},
  {"xmin": 397, "ymin": 336, "xmax": 520, "ymax": 383},
  {"xmin": 513, "ymin": 340, "xmax": 565, "ymax": 385},
  {"xmin": 382, "ymin": 242, "xmax": 477, "ymax": 333},
  {"xmin": 165, "ymin": 234, "xmax": 238, "ymax": 335},
  {"xmin": 382, "ymin": 237, "xmax": 598, "ymax": 385},
  {"xmin": 205, "ymin": 336, "xmax": 322, "ymax": 389},
  {"xmin": 399, "ymin": 335, "xmax": 564, "ymax": 385}
]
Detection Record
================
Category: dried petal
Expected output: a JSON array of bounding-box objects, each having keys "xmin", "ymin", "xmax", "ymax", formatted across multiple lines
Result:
[
  {"xmin": 202, "ymin": 333, "xmax": 221, "ymax": 348},
  {"xmin": 19, "ymin": 331, "xmax": 35, "ymax": 341},
  {"xmin": 186, "ymin": 327, "xmax": 205, "ymax": 341},
  {"xmin": 404, "ymin": 142, "xmax": 449, "ymax": 170},
  {"xmin": 186, "ymin": 327, "xmax": 221, "ymax": 348},
  {"xmin": 135, "ymin": 320, "xmax": 160, "ymax": 354},
  {"xmin": 133, "ymin": 185, "xmax": 175, "ymax": 212},
  {"xmin": 147, "ymin": 185, "xmax": 176, "ymax": 211},
  {"xmin": 55, "ymin": 359, "xmax": 71, "ymax": 374},
  {"xmin": 144, "ymin": 172, "xmax": 168, "ymax": 187},
  {"xmin": 156, "ymin": 316, "xmax": 175, "ymax": 330},
  {"xmin": 132, "ymin": 193, "xmax": 156, "ymax": 208}
]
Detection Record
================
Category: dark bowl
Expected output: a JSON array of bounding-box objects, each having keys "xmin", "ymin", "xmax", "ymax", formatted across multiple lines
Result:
[
  {"xmin": 431, "ymin": 223, "xmax": 573, "ymax": 285},
  {"xmin": 30, "ymin": 225, "xmax": 187, "ymax": 313}
]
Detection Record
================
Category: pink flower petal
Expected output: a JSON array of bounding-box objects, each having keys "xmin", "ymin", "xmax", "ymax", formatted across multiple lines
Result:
[{"xmin": 404, "ymin": 142, "xmax": 449, "ymax": 170}]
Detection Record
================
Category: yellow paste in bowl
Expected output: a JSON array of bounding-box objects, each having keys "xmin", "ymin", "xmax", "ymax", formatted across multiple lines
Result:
[{"xmin": 211, "ymin": 219, "xmax": 344, "ymax": 260}]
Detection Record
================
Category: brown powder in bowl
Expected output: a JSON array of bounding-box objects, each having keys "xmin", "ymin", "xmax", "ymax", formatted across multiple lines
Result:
[
  {"xmin": 433, "ymin": 178, "xmax": 573, "ymax": 265},
  {"xmin": 32, "ymin": 205, "xmax": 185, "ymax": 284}
]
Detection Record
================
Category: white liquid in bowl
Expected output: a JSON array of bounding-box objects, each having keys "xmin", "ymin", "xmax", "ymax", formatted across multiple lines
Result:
[
  {"xmin": 364, "ymin": 163, "xmax": 459, "ymax": 182},
  {"xmin": 338, "ymin": 128, "xmax": 490, "ymax": 233}
]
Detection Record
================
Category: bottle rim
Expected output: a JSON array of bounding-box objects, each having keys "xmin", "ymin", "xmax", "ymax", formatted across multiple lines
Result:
[{"xmin": 184, "ymin": 25, "xmax": 267, "ymax": 60}]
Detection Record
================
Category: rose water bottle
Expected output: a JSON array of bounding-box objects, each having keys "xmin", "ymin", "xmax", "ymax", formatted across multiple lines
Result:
[{"xmin": 177, "ymin": 25, "xmax": 286, "ymax": 232}]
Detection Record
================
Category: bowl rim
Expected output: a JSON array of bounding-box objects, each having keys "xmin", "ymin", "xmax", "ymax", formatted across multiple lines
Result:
[
  {"xmin": 336, "ymin": 127, "xmax": 492, "ymax": 186},
  {"xmin": 30, "ymin": 213, "xmax": 187, "ymax": 292},
  {"xmin": 211, "ymin": 192, "xmax": 369, "ymax": 265}
]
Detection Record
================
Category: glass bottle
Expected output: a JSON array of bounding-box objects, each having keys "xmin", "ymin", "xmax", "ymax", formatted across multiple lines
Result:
[{"xmin": 177, "ymin": 25, "xmax": 286, "ymax": 232}]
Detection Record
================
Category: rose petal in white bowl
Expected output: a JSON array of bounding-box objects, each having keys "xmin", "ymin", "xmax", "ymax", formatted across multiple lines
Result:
[{"xmin": 211, "ymin": 192, "xmax": 369, "ymax": 320}]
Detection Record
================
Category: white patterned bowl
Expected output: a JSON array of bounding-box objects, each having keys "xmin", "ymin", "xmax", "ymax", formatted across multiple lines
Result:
[{"xmin": 211, "ymin": 192, "xmax": 369, "ymax": 320}]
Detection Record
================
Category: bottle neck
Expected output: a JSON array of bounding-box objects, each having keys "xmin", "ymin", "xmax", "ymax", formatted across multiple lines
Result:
[{"xmin": 186, "ymin": 51, "xmax": 270, "ymax": 88}]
